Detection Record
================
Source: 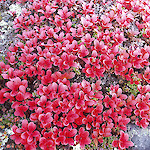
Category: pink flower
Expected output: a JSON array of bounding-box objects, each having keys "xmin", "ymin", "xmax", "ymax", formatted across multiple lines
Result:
[
  {"xmin": 63, "ymin": 128, "xmax": 77, "ymax": 145},
  {"xmin": 94, "ymin": 66, "xmax": 105, "ymax": 78},
  {"xmin": 37, "ymin": 95, "xmax": 47, "ymax": 107},
  {"xmin": 75, "ymin": 127, "xmax": 91, "ymax": 148},
  {"xmin": 113, "ymin": 31, "xmax": 126, "ymax": 44},
  {"xmin": 45, "ymin": 5, "xmax": 56, "ymax": 18},
  {"xmin": 58, "ymin": 6, "xmax": 72, "ymax": 20},
  {"xmin": 30, "ymin": 107, "xmax": 43, "ymax": 121},
  {"xmin": 60, "ymin": 52, "xmax": 77, "ymax": 70},
  {"xmin": 2, "ymin": 0, "xmax": 150, "ymax": 149},
  {"xmin": 82, "ymin": 115, "xmax": 93, "ymax": 130},
  {"xmin": 113, "ymin": 59, "xmax": 126, "ymax": 75},
  {"xmin": 136, "ymin": 101, "xmax": 149, "ymax": 111},
  {"xmin": 11, "ymin": 119, "xmax": 40, "ymax": 148},
  {"xmin": 38, "ymin": 112, "xmax": 53, "ymax": 128},
  {"xmin": 117, "ymin": 116, "xmax": 130, "ymax": 131},
  {"xmin": 112, "ymin": 131, "xmax": 134, "ymax": 149},
  {"xmin": 99, "ymin": 123, "xmax": 112, "ymax": 137},
  {"xmin": 39, "ymin": 131, "xmax": 56, "ymax": 150},
  {"xmin": 91, "ymin": 103, "xmax": 103, "ymax": 117},
  {"xmin": 81, "ymin": 33, "xmax": 94, "ymax": 47},
  {"xmin": 38, "ymin": 57, "xmax": 53, "ymax": 70},
  {"xmin": 82, "ymin": 64, "xmax": 95, "ymax": 78},
  {"xmin": 143, "ymin": 67, "xmax": 150, "ymax": 84},
  {"xmin": 41, "ymin": 70, "xmax": 52, "ymax": 85},
  {"xmin": 135, "ymin": 21, "xmax": 144, "ymax": 30},
  {"xmin": 6, "ymin": 77, "xmax": 22, "ymax": 93},
  {"xmin": 94, "ymin": 39, "xmax": 105, "ymax": 53},
  {"xmin": 13, "ymin": 104, "xmax": 28, "ymax": 117},
  {"xmin": 39, "ymin": 30, "xmax": 47, "ymax": 40},
  {"xmin": 65, "ymin": 110, "xmax": 79, "ymax": 124},
  {"xmin": 136, "ymin": 118, "xmax": 149, "ymax": 128},
  {"xmin": 62, "ymin": 21, "xmax": 72, "ymax": 33},
  {"xmin": 20, "ymin": 120, "xmax": 41, "ymax": 145},
  {"xmin": 54, "ymin": 16, "xmax": 64, "ymax": 27},
  {"xmin": 58, "ymin": 83, "xmax": 68, "ymax": 94},
  {"xmin": 81, "ymin": 17, "xmax": 93, "ymax": 28},
  {"xmin": 78, "ymin": 45, "xmax": 89, "ymax": 58},
  {"xmin": 77, "ymin": 26, "xmax": 84, "ymax": 37},
  {"xmin": 0, "ymin": 89, "xmax": 8, "ymax": 104},
  {"xmin": 16, "ymin": 92, "xmax": 24, "ymax": 101},
  {"xmin": 92, "ymin": 80, "xmax": 102, "ymax": 91},
  {"xmin": 10, "ymin": 125, "xmax": 22, "ymax": 144},
  {"xmin": 101, "ymin": 15, "xmax": 112, "ymax": 29}
]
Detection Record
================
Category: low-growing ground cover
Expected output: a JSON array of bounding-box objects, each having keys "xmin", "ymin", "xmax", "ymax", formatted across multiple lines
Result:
[{"xmin": 0, "ymin": 0, "xmax": 150, "ymax": 149}]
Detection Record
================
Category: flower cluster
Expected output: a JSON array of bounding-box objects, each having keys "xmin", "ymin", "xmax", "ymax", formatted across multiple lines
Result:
[{"xmin": 0, "ymin": 0, "xmax": 150, "ymax": 149}]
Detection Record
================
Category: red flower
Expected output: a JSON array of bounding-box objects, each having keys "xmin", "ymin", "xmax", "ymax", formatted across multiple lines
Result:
[
  {"xmin": 11, "ymin": 119, "xmax": 40, "ymax": 149},
  {"xmin": 6, "ymin": 77, "xmax": 22, "ymax": 93},
  {"xmin": 82, "ymin": 115, "xmax": 94, "ymax": 130},
  {"xmin": 101, "ymin": 15, "xmax": 112, "ymax": 29},
  {"xmin": 63, "ymin": 128, "xmax": 77, "ymax": 145},
  {"xmin": 136, "ymin": 101, "xmax": 149, "ymax": 111},
  {"xmin": 81, "ymin": 16, "xmax": 93, "ymax": 28},
  {"xmin": 10, "ymin": 125, "xmax": 22, "ymax": 144},
  {"xmin": 58, "ymin": 6, "xmax": 72, "ymax": 20},
  {"xmin": 14, "ymin": 104, "xmax": 28, "ymax": 117},
  {"xmin": 91, "ymin": 103, "xmax": 103, "ymax": 117},
  {"xmin": 2, "ymin": 0, "xmax": 150, "ymax": 149},
  {"xmin": 16, "ymin": 92, "xmax": 24, "ymax": 101},
  {"xmin": 65, "ymin": 110, "xmax": 79, "ymax": 124},
  {"xmin": 39, "ymin": 131, "xmax": 56, "ymax": 150},
  {"xmin": 78, "ymin": 45, "xmax": 89, "ymax": 58},
  {"xmin": 38, "ymin": 112, "xmax": 53, "ymax": 128},
  {"xmin": 99, "ymin": 123, "xmax": 112, "ymax": 137},
  {"xmin": 112, "ymin": 131, "xmax": 134, "ymax": 149},
  {"xmin": 20, "ymin": 120, "xmax": 41, "ymax": 146},
  {"xmin": 75, "ymin": 127, "xmax": 91, "ymax": 148},
  {"xmin": 94, "ymin": 39, "xmax": 105, "ymax": 53},
  {"xmin": 40, "ymin": 137, "xmax": 56, "ymax": 150},
  {"xmin": 117, "ymin": 116, "xmax": 130, "ymax": 131},
  {"xmin": 38, "ymin": 57, "xmax": 53, "ymax": 70},
  {"xmin": 143, "ymin": 67, "xmax": 150, "ymax": 84},
  {"xmin": 0, "ymin": 89, "xmax": 8, "ymax": 104},
  {"xmin": 135, "ymin": 118, "xmax": 149, "ymax": 129},
  {"xmin": 81, "ymin": 33, "xmax": 94, "ymax": 47},
  {"xmin": 37, "ymin": 95, "xmax": 47, "ymax": 107},
  {"xmin": 30, "ymin": 107, "xmax": 43, "ymax": 121},
  {"xmin": 82, "ymin": 64, "xmax": 95, "ymax": 78},
  {"xmin": 113, "ymin": 59, "xmax": 126, "ymax": 75}
]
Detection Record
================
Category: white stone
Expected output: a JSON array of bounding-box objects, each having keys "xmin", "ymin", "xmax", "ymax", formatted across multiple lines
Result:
[
  {"xmin": 9, "ymin": 4, "xmax": 22, "ymax": 17},
  {"xmin": 0, "ymin": 128, "xmax": 14, "ymax": 150},
  {"xmin": 0, "ymin": 20, "xmax": 8, "ymax": 26},
  {"xmin": 72, "ymin": 144, "xmax": 81, "ymax": 150},
  {"xmin": 0, "ymin": 35, "xmax": 5, "ymax": 40}
]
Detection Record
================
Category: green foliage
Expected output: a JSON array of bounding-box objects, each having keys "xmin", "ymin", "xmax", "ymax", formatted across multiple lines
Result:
[
  {"xmin": 0, "ymin": 112, "xmax": 14, "ymax": 128},
  {"xmin": 72, "ymin": 67, "xmax": 81, "ymax": 75},
  {"xmin": 16, "ymin": 61, "xmax": 24, "ymax": 67},
  {"xmin": 101, "ymin": 137, "xmax": 115, "ymax": 150},
  {"xmin": 77, "ymin": 40, "xmax": 82, "ymax": 44},
  {"xmin": 98, "ymin": 26, "xmax": 102, "ymax": 30},
  {"xmin": 123, "ymin": 82, "xmax": 139, "ymax": 96},
  {"xmin": 85, "ymin": 139, "xmax": 98, "ymax": 150},
  {"xmin": 92, "ymin": 31, "xmax": 97, "ymax": 39},
  {"xmin": 0, "ymin": 55, "xmax": 7, "ymax": 64},
  {"xmin": 106, "ymin": 87, "xmax": 111, "ymax": 92}
]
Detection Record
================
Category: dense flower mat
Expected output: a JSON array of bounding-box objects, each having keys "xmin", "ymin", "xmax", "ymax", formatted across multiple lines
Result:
[{"xmin": 0, "ymin": 0, "xmax": 150, "ymax": 149}]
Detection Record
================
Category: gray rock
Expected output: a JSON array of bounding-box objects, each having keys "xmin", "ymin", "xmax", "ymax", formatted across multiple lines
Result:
[{"xmin": 127, "ymin": 124, "xmax": 150, "ymax": 150}]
